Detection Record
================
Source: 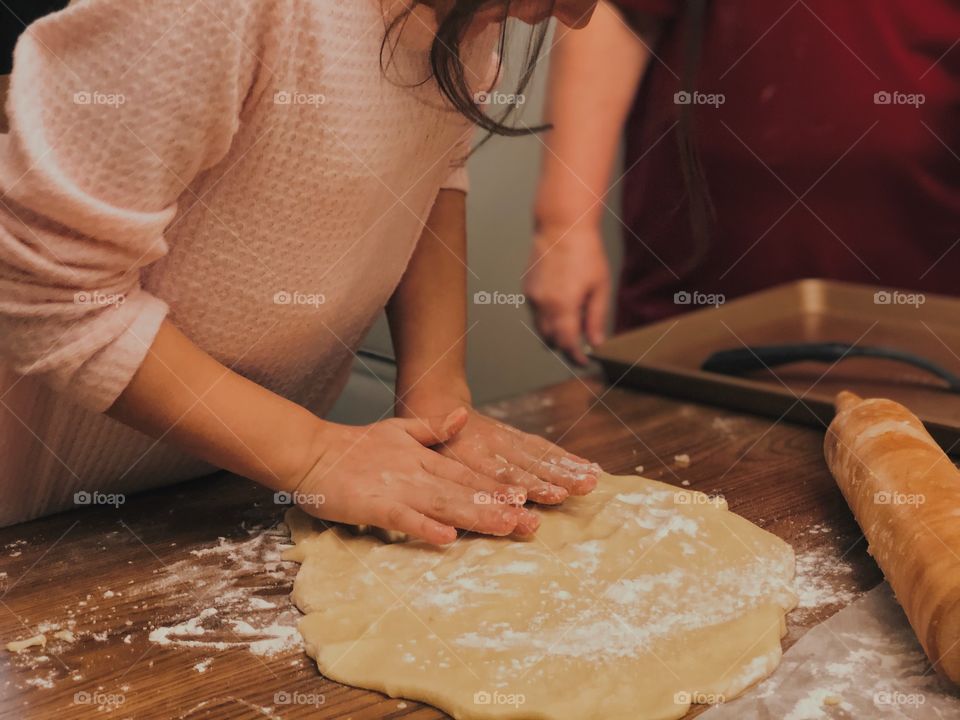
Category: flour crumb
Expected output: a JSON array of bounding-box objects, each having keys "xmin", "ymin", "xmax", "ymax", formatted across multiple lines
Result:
[
  {"xmin": 194, "ymin": 658, "xmax": 213, "ymax": 673},
  {"xmin": 634, "ymin": 465, "xmax": 644, "ymax": 474},
  {"xmin": 25, "ymin": 673, "xmax": 55, "ymax": 689},
  {"xmin": 674, "ymin": 454, "xmax": 691, "ymax": 467}
]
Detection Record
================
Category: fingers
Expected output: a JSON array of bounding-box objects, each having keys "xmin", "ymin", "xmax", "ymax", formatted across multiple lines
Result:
[
  {"xmin": 503, "ymin": 437, "xmax": 600, "ymax": 496},
  {"xmin": 408, "ymin": 484, "xmax": 531, "ymax": 538},
  {"xmin": 552, "ymin": 310, "xmax": 589, "ymax": 366},
  {"xmin": 535, "ymin": 300, "xmax": 589, "ymax": 366},
  {"xmin": 443, "ymin": 443, "xmax": 568, "ymax": 506},
  {"xmin": 422, "ymin": 453, "xmax": 527, "ymax": 504},
  {"xmin": 368, "ymin": 500, "xmax": 458, "ymax": 545},
  {"xmin": 398, "ymin": 408, "xmax": 468, "ymax": 446},
  {"xmin": 489, "ymin": 459, "xmax": 569, "ymax": 505},
  {"xmin": 512, "ymin": 508, "xmax": 541, "ymax": 537},
  {"xmin": 584, "ymin": 282, "xmax": 609, "ymax": 349},
  {"xmin": 532, "ymin": 306, "xmax": 557, "ymax": 352}
]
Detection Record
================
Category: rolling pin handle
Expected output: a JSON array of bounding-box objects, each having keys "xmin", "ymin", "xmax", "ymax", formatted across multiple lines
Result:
[{"xmin": 834, "ymin": 391, "xmax": 863, "ymax": 413}]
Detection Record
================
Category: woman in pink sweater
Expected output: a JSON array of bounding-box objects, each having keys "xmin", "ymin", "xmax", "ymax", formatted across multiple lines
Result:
[{"xmin": 0, "ymin": 0, "xmax": 599, "ymax": 541}]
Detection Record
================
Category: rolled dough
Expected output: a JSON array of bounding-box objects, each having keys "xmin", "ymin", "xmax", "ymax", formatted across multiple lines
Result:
[{"xmin": 283, "ymin": 473, "xmax": 796, "ymax": 719}]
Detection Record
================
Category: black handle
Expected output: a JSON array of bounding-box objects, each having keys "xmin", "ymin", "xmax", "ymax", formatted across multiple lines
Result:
[
  {"xmin": 701, "ymin": 343, "xmax": 852, "ymax": 374},
  {"xmin": 701, "ymin": 342, "xmax": 960, "ymax": 392}
]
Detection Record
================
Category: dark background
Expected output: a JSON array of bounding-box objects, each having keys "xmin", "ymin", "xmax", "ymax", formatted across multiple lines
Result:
[{"xmin": 1, "ymin": 0, "xmax": 69, "ymax": 73}]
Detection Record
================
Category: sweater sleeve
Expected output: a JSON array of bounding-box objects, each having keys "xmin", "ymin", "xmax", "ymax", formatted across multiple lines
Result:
[{"xmin": 0, "ymin": 0, "xmax": 263, "ymax": 412}]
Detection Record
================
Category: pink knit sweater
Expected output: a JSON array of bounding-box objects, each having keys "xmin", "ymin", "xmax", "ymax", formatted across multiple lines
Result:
[{"xmin": 0, "ymin": 0, "xmax": 495, "ymax": 525}]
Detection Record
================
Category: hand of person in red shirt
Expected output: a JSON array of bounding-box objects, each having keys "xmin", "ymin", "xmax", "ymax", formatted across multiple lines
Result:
[{"xmin": 524, "ymin": 222, "xmax": 611, "ymax": 365}]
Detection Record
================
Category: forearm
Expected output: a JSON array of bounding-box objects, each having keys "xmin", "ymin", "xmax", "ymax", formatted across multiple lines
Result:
[
  {"xmin": 387, "ymin": 189, "xmax": 471, "ymax": 414},
  {"xmin": 107, "ymin": 320, "xmax": 325, "ymax": 491},
  {"xmin": 534, "ymin": 1, "xmax": 656, "ymax": 229}
]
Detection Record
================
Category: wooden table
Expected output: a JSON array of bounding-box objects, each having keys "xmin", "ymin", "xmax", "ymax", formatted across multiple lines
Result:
[{"xmin": 0, "ymin": 378, "xmax": 881, "ymax": 719}]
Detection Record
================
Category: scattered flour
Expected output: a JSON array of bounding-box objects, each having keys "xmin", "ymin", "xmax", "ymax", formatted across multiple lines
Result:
[
  {"xmin": 791, "ymin": 545, "xmax": 859, "ymax": 620},
  {"xmin": 24, "ymin": 672, "xmax": 55, "ymax": 689},
  {"xmin": 702, "ymin": 584, "xmax": 960, "ymax": 720},
  {"xmin": 494, "ymin": 561, "xmax": 539, "ymax": 575},
  {"xmin": 142, "ymin": 522, "xmax": 301, "ymax": 657}
]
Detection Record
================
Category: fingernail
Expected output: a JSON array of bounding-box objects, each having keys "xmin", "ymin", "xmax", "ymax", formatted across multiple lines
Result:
[
  {"xmin": 576, "ymin": 475, "xmax": 598, "ymax": 493},
  {"xmin": 442, "ymin": 407, "xmax": 466, "ymax": 432},
  {"xmin": 503, "ymin": 487, "xmax": 526, "ymax": 504},
  {"xmin": 532, "ymin": 484, "xmax": 567, "ymax": 502}
]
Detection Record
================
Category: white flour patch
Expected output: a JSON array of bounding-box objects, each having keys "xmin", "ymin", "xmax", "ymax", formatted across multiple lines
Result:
[
  {"xmin": 494, "ymin": 561, "xmax": 540, "ymax": 575},
  {"xmin": 143, "ymin": 521, "xmax": 300, "ymax": 657},
  {"xmin": 702, "ymin": 584, "xmax": 960, "ymax": 720},
  {"xmin": 711, "ymin": 417, "xmax": 744, "ymax": 436},
  {"xmin": 791, "ymin": 545, "xmax": 859, "ymax": 621},
  {"xmin": 8, "ymin": 520, "xmax": 299, "ymax": 681},
  {"xmin": 25, "ymin": 672, "xmax": 56, "ymax": 689},
  {"xmin": 616, "ymin": 490, "xmax": 673, "ymax": 506}
]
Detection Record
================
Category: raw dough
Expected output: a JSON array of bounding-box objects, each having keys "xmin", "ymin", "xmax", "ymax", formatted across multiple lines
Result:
[
  {"xmin": 6, "ymin": 633, "xmax": 46, "ymax": 652},
  {"xmin": 283, "ymin": 473, "xmax": 796, "ymax": 720}
]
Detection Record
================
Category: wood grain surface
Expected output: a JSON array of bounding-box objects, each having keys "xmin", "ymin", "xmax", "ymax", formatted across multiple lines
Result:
[{"xmin": 0, "ymin": 377, "xmax": 882, "ymax": 719}]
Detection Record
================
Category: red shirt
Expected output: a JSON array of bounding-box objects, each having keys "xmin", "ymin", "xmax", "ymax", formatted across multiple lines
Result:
[{"xmin": 609, "ymin": 0, "xmax": 960, "ymax": 328}]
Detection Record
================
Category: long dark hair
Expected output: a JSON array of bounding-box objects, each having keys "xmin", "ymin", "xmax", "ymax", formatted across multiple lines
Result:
[{"xmin": 381, "ymin": 1, "xmax": 552, "ymax": 137}]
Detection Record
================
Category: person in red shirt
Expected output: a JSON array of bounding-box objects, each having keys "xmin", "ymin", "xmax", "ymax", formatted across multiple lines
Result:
[{"xmin": 527, "ymin": 0, "xmax": 960, "ymax": 364}]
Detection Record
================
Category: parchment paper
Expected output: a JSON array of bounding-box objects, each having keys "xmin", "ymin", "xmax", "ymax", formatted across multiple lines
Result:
[{"xmin": 700, "ymin": 583, "xmax": 960, "ymax": 719}]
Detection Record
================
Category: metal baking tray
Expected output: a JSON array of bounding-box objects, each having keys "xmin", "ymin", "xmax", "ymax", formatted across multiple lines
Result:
[{"xmin": 592, "ymin": 279, "xmax": 960, "ymax": 451}]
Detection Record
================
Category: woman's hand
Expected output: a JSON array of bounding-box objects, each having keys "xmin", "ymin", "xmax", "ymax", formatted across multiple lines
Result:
[
  {"xmin": 292, "ymin": 408, "xmax": 539, "ymax": 545},
  {"xmin": 433, "ymin": 407, "xmax": 601, "ymax": 503},
  {"xmin": 397, "ymin": 389, "xmax": 600, "ymax": 504},
  {"xmin": 524, "ymin": 222, "xmax": 611, "ymax": 365}
]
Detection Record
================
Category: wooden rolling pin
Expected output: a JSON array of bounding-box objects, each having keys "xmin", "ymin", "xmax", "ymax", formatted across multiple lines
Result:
[{"xmin": 824, "ymin": 391, "xmax": 960, "ymax": 683}]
